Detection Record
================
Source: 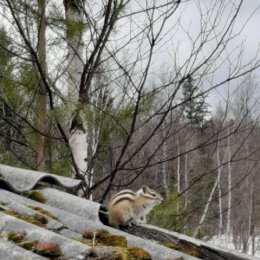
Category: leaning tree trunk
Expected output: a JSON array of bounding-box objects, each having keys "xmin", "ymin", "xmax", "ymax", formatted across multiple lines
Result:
[
  {"xmin": 64, "ymin": 0, "xmax": 88, "ymax": 187},
  {"xmin": 194, "ymin": 149, "xmax": 227, "ymax": 238},
  {"xmin": 36, "ymin": 0, "xmax": 47, "ymax": 171}
]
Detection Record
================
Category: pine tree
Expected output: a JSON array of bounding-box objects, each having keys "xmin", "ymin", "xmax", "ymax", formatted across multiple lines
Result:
[{"xmin": 181, "ymin": 76, "xmax": 208, "ymax": 127}]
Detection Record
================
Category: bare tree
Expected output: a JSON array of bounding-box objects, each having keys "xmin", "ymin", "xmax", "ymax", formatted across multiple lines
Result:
[
  {"xmin": 1, "ymin": 0, "xmax": 260, "ymax": 209},
  {"xmin": 36, "ymin": 0, "xmax": 47, "ymax": 171}
]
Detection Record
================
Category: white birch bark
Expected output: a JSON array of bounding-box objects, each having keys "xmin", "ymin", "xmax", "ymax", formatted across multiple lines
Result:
[
  {"xmin": 176, "ymin": 134, "xmax": 181, "ymax": 212},
  {"xmin": 194, "ymin": 150, "xmax": 227, "ymax": 238},
  {"xmin": 184, "ymin": 152, "xmax": 188, "ymax": 208},
  {"xmin": 162, "ymin": 120, "xmax": 169, "ymax": 196},
  {"xmin": 64, "ymin": 1, "xmax": 88, "ymax": 182},
  {"xmin": 176, "ymin": 135, "xmax": 180, "ymax": 194},
  {"xmin": 226, "ymin": 126, "xmax": 232, "ymax": 242},
  {"xmin": 216, "ymin": 145, "xmax": 223, "ymax": 238},
  {"xmin": 194, "ymin": 175, "xmax": 218, "ymax": 238}
]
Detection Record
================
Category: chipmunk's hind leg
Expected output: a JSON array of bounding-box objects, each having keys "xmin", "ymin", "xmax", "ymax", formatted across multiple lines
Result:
[{"xmin": 119, "ymin": 217, "xmax": 137, "ymax": 230}]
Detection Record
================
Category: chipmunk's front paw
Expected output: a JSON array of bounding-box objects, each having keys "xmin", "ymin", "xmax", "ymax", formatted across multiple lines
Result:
[
  {"xmin": 129, "ymin": 219, "xmax": 138, "ymax": 226},
  {"xmin": 137, "ymin": 216, "xmax": 147, "ymax": 224}
]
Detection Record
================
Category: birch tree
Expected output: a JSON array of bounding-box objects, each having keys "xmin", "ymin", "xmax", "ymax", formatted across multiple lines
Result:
[
  {"xmin": 1, "ymin": 0, "xmax": 260, "ymax": 202},
  {"xmin": 63, "ymin": 0, "xmax": 87, "ymax": 182},
  {"xmin": 226, "ymin": 126, "xmax": 232, "ymax": 242}
]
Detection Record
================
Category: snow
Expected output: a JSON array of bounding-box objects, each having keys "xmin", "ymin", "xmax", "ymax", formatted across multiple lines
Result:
[{"xmin": 208, "ymin": 234, "xmax": 260, "ymax": 258}]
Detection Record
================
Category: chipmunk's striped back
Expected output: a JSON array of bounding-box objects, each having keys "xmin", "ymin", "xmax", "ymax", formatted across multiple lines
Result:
[{"xmin": 109, "ymin": 189, "xmax": 136, "ymax": 207}]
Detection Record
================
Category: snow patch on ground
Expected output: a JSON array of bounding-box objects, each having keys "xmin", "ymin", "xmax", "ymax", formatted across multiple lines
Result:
[{"xmin": 207, "ymin": 234, "xmax": 260, "ymax": 258}]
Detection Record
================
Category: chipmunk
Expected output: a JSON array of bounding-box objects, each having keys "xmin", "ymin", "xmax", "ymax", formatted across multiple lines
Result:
[{"xmin": 108, "ymin": 186, "xmax": 163, "ymax": 228}]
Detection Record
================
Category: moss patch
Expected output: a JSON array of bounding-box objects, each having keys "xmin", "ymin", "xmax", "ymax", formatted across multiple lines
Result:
[
  {"xmin": 0, "ymin": 201, "xmax": 8, "ymax": 206},
  {"xmin": 7, "ymin": 231, "xmax": 36, "ymax": 251},
  {"xmin": 6, "ymin": 231, "xmax": 63, "ymax": 258},
  {"xmin": 7, "ymin": 231, "xmax": 25, "ymax": 243},
  {"xmin": 86, "ymin": 246, "xmax": 128, "ymax": 260},
  {"xmin": 82, "ymin": 230, "xmax": 95, "ymax": 240},
  {"xmin": 82, "ymin": 229, "xmax": 153, "ymax": 260},
  {"xmin": 33, "ymin": 242, "xmax": 62, "ymax": 257},
  {"xmin": 25, "ymin": 190, "xmax": 46, "ymax": 203},
  {"xmin": 18, "ymin": 240, "xmax": 36, "ymax": 250},
  {"xmin": 128, "ymin": 247, "xmax": 152, "ymax": 260},
  {"xmin": 163, "ymin": 241, "xmax": 202, "ymax": 258},
  {"xmin": 82, "ymin": 229, "xmax": 127, "ymax": 248},
  {"xmin": 28, "ymin": 206, "xmax": 59, "ymax": 221},
  {"xmin": 5, "ymin": 210, "xmax": 47, "ymax": 227}
]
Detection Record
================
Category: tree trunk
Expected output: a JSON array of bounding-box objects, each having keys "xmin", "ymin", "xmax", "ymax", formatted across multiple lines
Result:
[
  {"xmin": 248, "ymin": 187, "xmax": 255, "ymax": 255},
  {"xmin": 162, "ymin": 120, "xmax": 169, "ymax": 196},
  {"xmin": 194, "ymin": 149, "xmax": 227, "ymax": 238},
  {"xmin": 36, "ymin": 0, "xmax": 47, "ymax": 171},
  {"xmin": 226, "ymin": 126, "xmax": 232, "ymax": 242},
  {"xmin": 64, "ymin": 0, "xmax": 88, "ymax": 186},
  {"xmin": 194, "ymin": 174, "xmax": 218, "ymax": 238},
  {"xmin": 184, "ymin": 152, "xmax": 188, "ymax": 208},
  {"xmin": 176, "ymin": 134, "xmax": 181, "ymax": 212},
  {"xmin": 216, "ymin": 144, "xmax": 223, "ymax": 238}
]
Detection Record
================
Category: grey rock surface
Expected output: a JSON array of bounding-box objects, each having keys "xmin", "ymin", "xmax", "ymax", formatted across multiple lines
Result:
[
  {"xmin": 0, "ymin": 164, "xmax": 81, "ymax": 192},
  {"xmin": 0, "ymin": 240, "xmax": 47, "ymax": 260}
]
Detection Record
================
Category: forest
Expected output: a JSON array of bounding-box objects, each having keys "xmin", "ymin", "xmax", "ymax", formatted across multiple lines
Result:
[{"xmin": 0, "ymin": 0, "xmax": 260, "ymax": 256}]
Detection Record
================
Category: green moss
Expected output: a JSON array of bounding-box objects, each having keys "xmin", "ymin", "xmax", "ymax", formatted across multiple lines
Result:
[
  {"xmin": 127, "ymin": 247, "xmax": 152, "ymax": 260},
  {"xmin": 162, "ymin": 241, "xmax": 202, "ymax": 258},
  {"xmin": 94, "ymin": 229, "xmax": 127, "ymax": 247},
  {"xmin": 7, "ymin": 231, "xmax": 25, "ymax": 243},
  {"xmin": 34, "ymin": 213, "xmax": 48, "ymax": 225},
  {"xmin": 18, "ymin": 240, "xmax": 36, "ymax": 250},
  {"xmin": 5, "ymin": 210, "xmax": 47, "ymax": 227},
  {"xmin": 87, "ymin": 246, "xmax": 128, "ymax": 260},
  {"xmin": 82, "ymin": 229, "xmax": 127, "ymax": 247},
  {"xmin": 81, "ymin": 229, "xmax": 154, "ymax": 260},
  {"xmin": 28, "ymin": 206, "xmax": 59, "ymax": 221},
  {"xmin": 25, "ymin": 190, "xmax": 46, "ymax": 203}
]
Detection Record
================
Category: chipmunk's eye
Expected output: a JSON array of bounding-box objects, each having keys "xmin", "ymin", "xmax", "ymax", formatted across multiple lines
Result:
[{"xmin": 151, "ymin": 193, "xmax": 156, "ymax": 197}]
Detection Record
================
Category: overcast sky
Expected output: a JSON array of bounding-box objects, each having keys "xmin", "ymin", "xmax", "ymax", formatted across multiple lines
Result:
[{"xmin": 176, "ymin": 0, "xmax": 260, "ymax": 112}]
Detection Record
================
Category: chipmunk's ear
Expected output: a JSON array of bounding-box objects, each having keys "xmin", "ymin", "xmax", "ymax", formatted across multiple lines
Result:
[{"xmin": 142, "ymin": 186, "xmax": 148, "ymax": 193}]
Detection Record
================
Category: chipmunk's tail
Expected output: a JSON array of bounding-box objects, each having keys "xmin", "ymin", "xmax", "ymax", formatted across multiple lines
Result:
[{"xmin": 98, "ymin": 204, "xmax": 109, "ymax": 226}]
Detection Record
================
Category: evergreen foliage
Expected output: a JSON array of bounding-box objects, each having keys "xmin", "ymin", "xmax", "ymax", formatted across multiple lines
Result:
[
  {"xmin": 148, "ymin": 192, "xmax": 188, "ymax": 232},
  {"xmin": 181, "ymin": 76, "xmax": 208, "ymax": 127}
]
